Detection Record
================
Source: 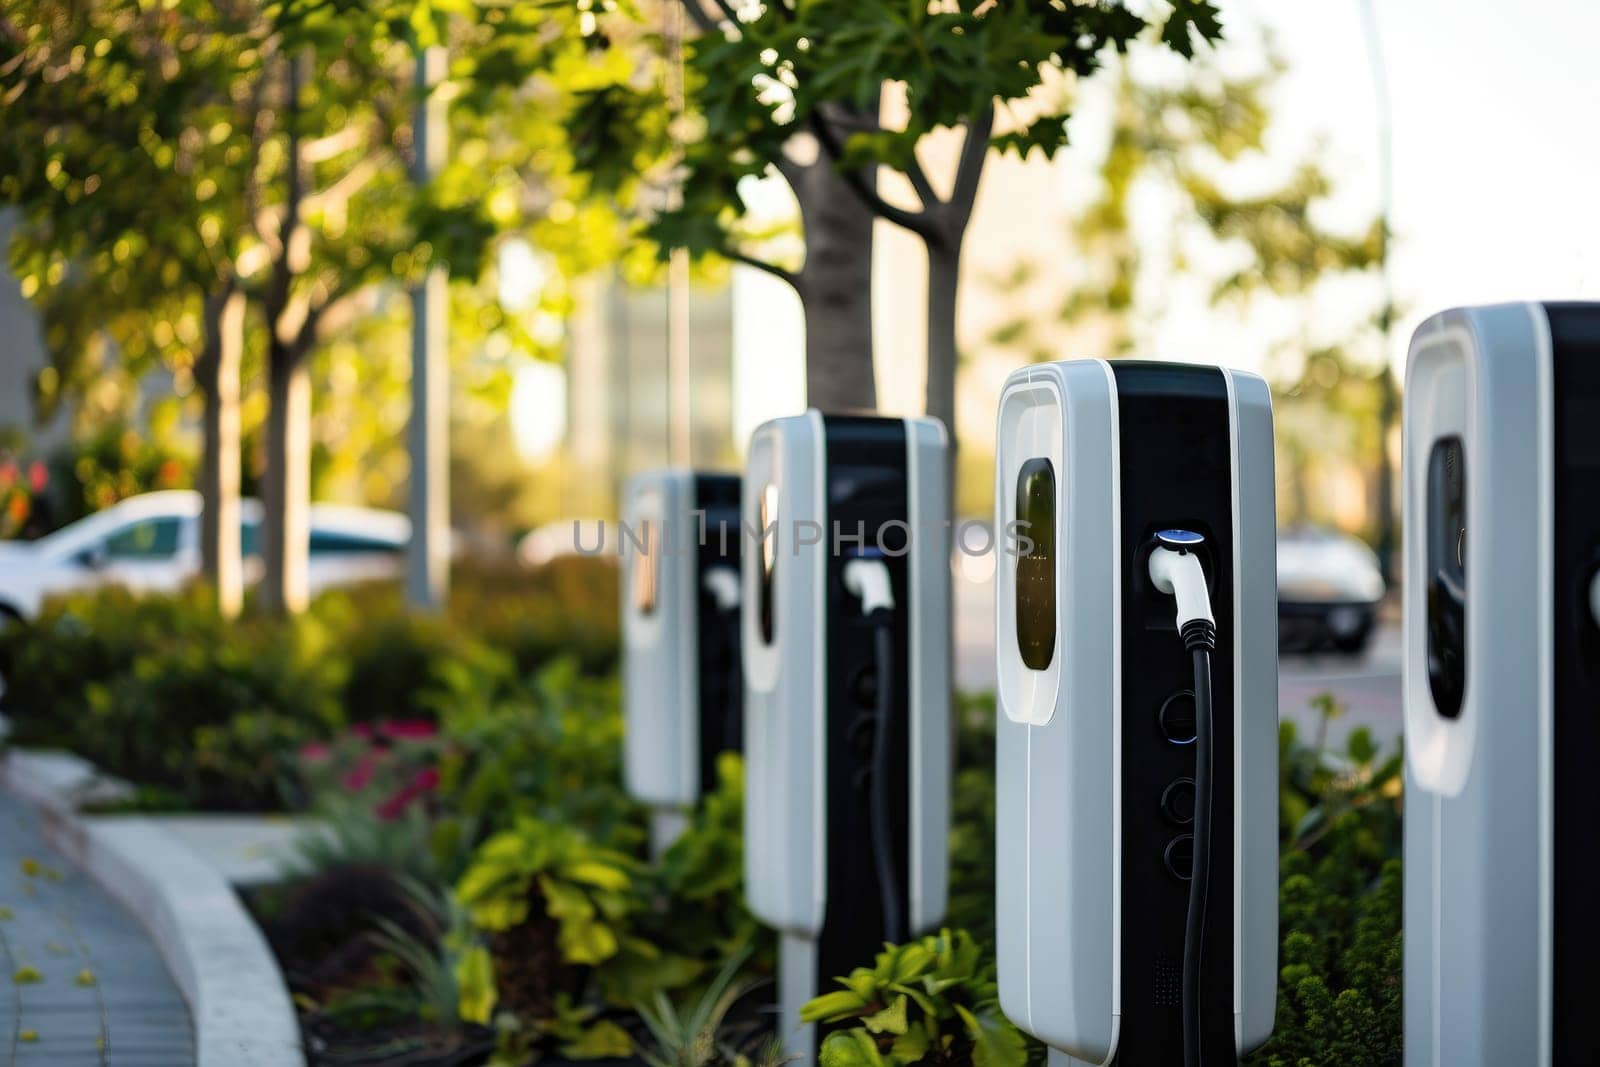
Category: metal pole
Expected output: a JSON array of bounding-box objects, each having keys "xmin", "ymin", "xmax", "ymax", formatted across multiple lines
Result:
[
  {"xmin": 407, "ymin": 45, "xmax": 450, "ymax": 610},
  {"xmin": 665, "ymin": 0, "xmax": 692, "ymax": 467},
  {"xmin": 1358, "ymin": 0, "xmax": 1400, "ymax": 583}
]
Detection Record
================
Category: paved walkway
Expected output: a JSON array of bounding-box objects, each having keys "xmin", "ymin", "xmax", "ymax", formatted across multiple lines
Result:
[{"xmin": 0, "ymin": 791, "xmax": 195, "ymax": 1066}]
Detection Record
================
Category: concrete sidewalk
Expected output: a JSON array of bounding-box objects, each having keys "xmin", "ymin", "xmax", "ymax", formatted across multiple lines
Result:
[{"xmin": 0, "ymin": 791, "xmax": 194, "ymax": 1067}]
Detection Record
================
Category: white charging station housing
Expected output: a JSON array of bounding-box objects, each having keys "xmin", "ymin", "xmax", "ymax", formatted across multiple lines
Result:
[
  {"xmin": 742, "ymin": 410, "xmax": 951, "ymax": 1060},
  {"xmin": 994, "ymin": 359, "xmax": 1277, "ymax": 1065},
  {"xmin": 621, "ymin": 470, "xmax": 742, "ymax": 811},
  {"xmin": 1402, "ymin": 302, "xmax": 1600, "ymax": 1066}
]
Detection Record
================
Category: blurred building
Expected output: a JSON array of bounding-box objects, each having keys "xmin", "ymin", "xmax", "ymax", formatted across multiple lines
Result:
[{"xmin": 564, "ymin": 274, "xmax": 737, "ymax": 518}]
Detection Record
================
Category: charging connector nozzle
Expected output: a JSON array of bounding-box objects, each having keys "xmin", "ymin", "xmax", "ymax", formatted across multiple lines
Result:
[
  {"xmin": 1149, "ymin": 535, "xmax": 1217, "ymax": 651},
  {"xmin": 844, "ymin": 557, "xmax": 896, "ymax": 616}
]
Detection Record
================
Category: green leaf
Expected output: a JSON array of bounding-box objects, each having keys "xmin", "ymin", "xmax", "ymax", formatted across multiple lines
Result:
[
  {"xmin": 862, "ymin": 993, "xmax": 909, "ymax": 1036},
  {"xmin": 1161, "ymin": 0, "xmax": 1225, "ymax": 59},
  {"xmin": 454, "ymin": 945, "xmax": 496, "ymax": 1025},
  {"xmin": 954, "ymin": 1004, "xmax": 1028, "ymax": 1067},
  {"xmin": 563, "ymin": 859, "xmax": 632, "ymax": 892},
  {"xmin": 1347, "ymin": 727, "xmax": 1377, "ymax": 766},
  {"xmin": 801, "ymin": 988, "xmax": 872, "ymax": 1023},
  {"xmin": 561, "ymin": 1018, "xmax": 635, "ymax": 1059},
  {"xmin": 540, "ymin": 875, "xmax": 597, "ymax": 921},
  {"xmin": 819, "ymin": 1030, "xmax": 888, "ymax": 1067},
  {"xmin": 559, "ymin": 917, "xmax": 620, "ymax": 965},
  {"xmin": 890, "ymin": 1021, "xmax": 931, "ymax": 1061}
]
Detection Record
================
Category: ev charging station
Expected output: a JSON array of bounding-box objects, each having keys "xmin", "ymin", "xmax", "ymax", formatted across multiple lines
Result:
[
  {"xmin": 1402, "ymin": 302, "xmax": 1600, "ymax": 1066},
  {"xmin": 621, "ymin": 471, "xmax": 743, "ymax": 853},
  {"xmin": 993, "ymin": 360, "xmax": 1278, "ymax": 1066},
  {"xmin": 742, "ymin": 411, "xmax": 951, "ymax": 1062}
]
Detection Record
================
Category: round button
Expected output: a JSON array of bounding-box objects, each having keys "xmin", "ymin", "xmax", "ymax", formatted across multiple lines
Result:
[
  {"xmin": 1160, "ymin": 690, "xmax": 1197, "ymax": 745},
  {"xmin": 1164, "ymin": 835, "xmax": 1194, "ymax": 881},
  {"xmin": 1161, "ymin": 778, "xmax": 1196, "ymax": 826}
]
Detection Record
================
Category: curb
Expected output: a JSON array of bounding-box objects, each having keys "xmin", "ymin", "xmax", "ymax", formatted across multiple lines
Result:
[{"xmin": 0, "ymin": 750, "xmax": 306, "ymax": 1067}]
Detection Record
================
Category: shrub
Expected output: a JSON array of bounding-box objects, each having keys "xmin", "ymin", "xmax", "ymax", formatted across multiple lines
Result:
[
  {"xmin": 946, "ymin": 692, "xmax": 998, "ymax": 956},
  {"xmin": 451, "ymin": 816, "xmax": 654, "ymax": 1061},
  {"xmin": 801, "ymin": 930, "xmax": 1029, "ymax": 1067},
  {"xmin": 1245, "ymin": 706, "xmax": 1403, "ymax": 1067},
  {"xmin": 0, "ymin": 584, "xmax": 230, "ymax": 740},
  {"xmin": 0, "ymin": 555, "xmax": 619, "ymax": 812},
  {"xmin": 1, "ymin": 588, "xmax": 342, "ymax": 810},
  {"xmin": 437, "ymin": 756, "xmax": 766, "ymax": 1065},
  {"xmin": 428, "ymin": 659, "xmax": 642, "ymax": 872}
]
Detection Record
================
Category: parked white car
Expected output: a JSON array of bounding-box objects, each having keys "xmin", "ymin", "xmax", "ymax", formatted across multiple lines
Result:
[
  {"xmin": 1277, "ymin": 525, "xmax": 1388, "ymax": 654},
  {"xmin": 0, "ymin": 490, "xmax": 411, "ymax": 620}
]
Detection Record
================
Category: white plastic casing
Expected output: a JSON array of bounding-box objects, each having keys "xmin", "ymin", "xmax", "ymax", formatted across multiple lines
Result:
[
  {"xmin": 621, "ymin": 470, "xmax": 702, "ymax": 808},
  {"xmin": 1403, "ymin": 304, "xmax": 1552, "ymax": 1066},
  {"xmin": 993, "ymin": 360, "xmax": 1277, "ymax": 1064},
  {"xmin": 741, "ymin": 410, "xmax": 951, "ymax": 937}
]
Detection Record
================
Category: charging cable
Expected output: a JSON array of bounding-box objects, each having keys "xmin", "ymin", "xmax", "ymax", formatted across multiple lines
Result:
[
  {"xmin": 703, "ymin": 566, "xmax": 744, "ymax": 760},
  {"xmin": 843, "ymin": 556, "xmax": 905, "ymax": 945},
  {"xmin": 1148, "ymin": 530, "xmax": 1218, "ymax": 1067}
]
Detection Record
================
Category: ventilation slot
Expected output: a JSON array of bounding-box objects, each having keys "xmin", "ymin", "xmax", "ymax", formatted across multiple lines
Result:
[{"xmin": 1153, "ymin": 953, "xmax": 1183, "ymax": 1007}]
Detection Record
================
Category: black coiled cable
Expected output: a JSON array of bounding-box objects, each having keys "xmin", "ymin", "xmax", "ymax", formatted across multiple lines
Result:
[
  {"xmin": 1181, "ymin": 617, "xmax": 1216, "ymax": 1067},
  {"xmin": 868, "ymin": 617, "xmax": 905, "ymax": 946}
]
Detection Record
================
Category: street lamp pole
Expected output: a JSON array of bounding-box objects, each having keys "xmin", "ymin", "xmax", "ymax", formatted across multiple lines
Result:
[
  {"xmin": 408, "ymin": 45, "xmax": 450, "ymax": 610},
  {"xmin": 1358, "ymin": 0, "xmax": 1400, "ymax": 584}
]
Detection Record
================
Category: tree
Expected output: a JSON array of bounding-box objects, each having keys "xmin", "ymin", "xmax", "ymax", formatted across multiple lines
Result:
[
  {"xmin": 563, "ymin": 0, "xmax": 1225, "ymax": 449},
  {"xmin": 984, "ymin": 43, "xmax": 1389, "ymax": 535},
  {"xmin": 2, "ymin": 0, "xmax": 259, "ymax": 613},
  {"xmin": 3, "ymin": 0, "xmax": 618, "ymax": 613}
]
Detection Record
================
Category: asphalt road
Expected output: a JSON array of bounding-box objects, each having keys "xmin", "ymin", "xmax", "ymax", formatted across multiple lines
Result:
[{"xmin": 953, "ymin": 569, "xmax": 1404, "ymax": 749}]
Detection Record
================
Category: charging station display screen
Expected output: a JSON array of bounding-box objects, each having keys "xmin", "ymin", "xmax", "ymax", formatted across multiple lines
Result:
[
  {"xmin": 630, "ymin": 519, "xmax": 660, "ymax": 616},
  {"xmin": 1426, "ymin": 437, "xmax": 1466, "ymax": 718},
  {"xmin": 759, "ymin": 483, "xmax": 778, "ymax": 644},
  {"xmin": 1015, "ymin": 458, "xmax": 1057, "ymax": 670}
]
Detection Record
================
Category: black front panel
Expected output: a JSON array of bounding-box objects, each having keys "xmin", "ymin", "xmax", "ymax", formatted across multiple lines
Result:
[
  {"xmin": 694, "ymin": 474, "xmax": 743, "ymax": 796},
  {"xmin": 1545, "ymin": 304, "xmax": 1600, "ymax": 1063},
  {"xmin": 1016, "ymin": 458, "xmax": 1058, "ymax": 670},
  {"xmin": 1425, "ymin": 438, "xmax": 1467, "ymax": 719},
  {"xmin": 1110, "ymin": 363, "xmax": 1238, "ymax": 1066},
  {"xmin": 817, "ymin": 416, "xmax": 913, "ymax": 996}
]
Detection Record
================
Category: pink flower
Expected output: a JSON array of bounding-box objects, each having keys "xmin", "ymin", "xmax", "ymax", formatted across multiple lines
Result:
[
  {"xmin": 379, "ymin": 719, "xmax": 437, "ymax": 741},
  {"xmin": 297, "ymin": 742, "xmax": 332, "ymax": 762},
  {"xmin": 373, "ymin": 767, "xmax": 440, "ymax": 821},
  {"xmin": 350, "ymin": 723, "xmax": 375, "ymax": 741},
  {"xmin": 0, "ymin": 462, "xmax": 15, "ymax": 488},
  {"xmin": 27, "ymin": 461, "xmax": 47, "ymax": 493},
  {"xmin": 342, "ymin": 752, "xmax": 379, "ymax": 792}
]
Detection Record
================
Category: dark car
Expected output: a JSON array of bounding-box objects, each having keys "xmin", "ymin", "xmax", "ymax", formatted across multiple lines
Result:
[{"xmin": 1277, "ymin": 526, "xmax": 1387, "ymax": 654}]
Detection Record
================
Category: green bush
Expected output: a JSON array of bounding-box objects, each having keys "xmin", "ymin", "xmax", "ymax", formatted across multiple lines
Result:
[
  {"xmin": 1245, "ymin": 705, "xmax": 1402, "ymax": 1067},
  {"xmin": 443, "ymin": 760, "xmax": 766, "ymax": 1064},
  {"xmin": 0, "ymin": 584, "xmax": 229, "ymax": 740},
  {"xmin": 428, "ymin": 659, "xmax": 641, "ymax": 872},
  {"xmin": 802, "ymin": 930, "xmax": 1028, "ymax": 1067},
  {"xmin": 452, "ymin": 556, "xmax": 621, "ymax": 678},
  {"xmin": 0, "ymin": 556, "xmax": 621, "ymax": 811}
]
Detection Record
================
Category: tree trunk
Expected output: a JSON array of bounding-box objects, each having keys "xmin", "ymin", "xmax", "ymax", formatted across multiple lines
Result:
[
  {"xmin": 1373, "ymin": 366, "xmax": 1399, "ymax": 582},
  {"xmin": 260, "ymin": 50, "xmax": 310, "ymax": 617},
  {"xmin": 261, "ymin": 342, "xmax": 311, "ymax": 616},
  {"xmin": 792, "ymin": 151, "xmax": 877, "ymax": 414},
  {"xmin": 924, "ymin": 243, "xmax": 961, "ymax": 444},
  {"xmin": 196, "ymin": 288, "xmax": 246, "ymax": 618}
]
